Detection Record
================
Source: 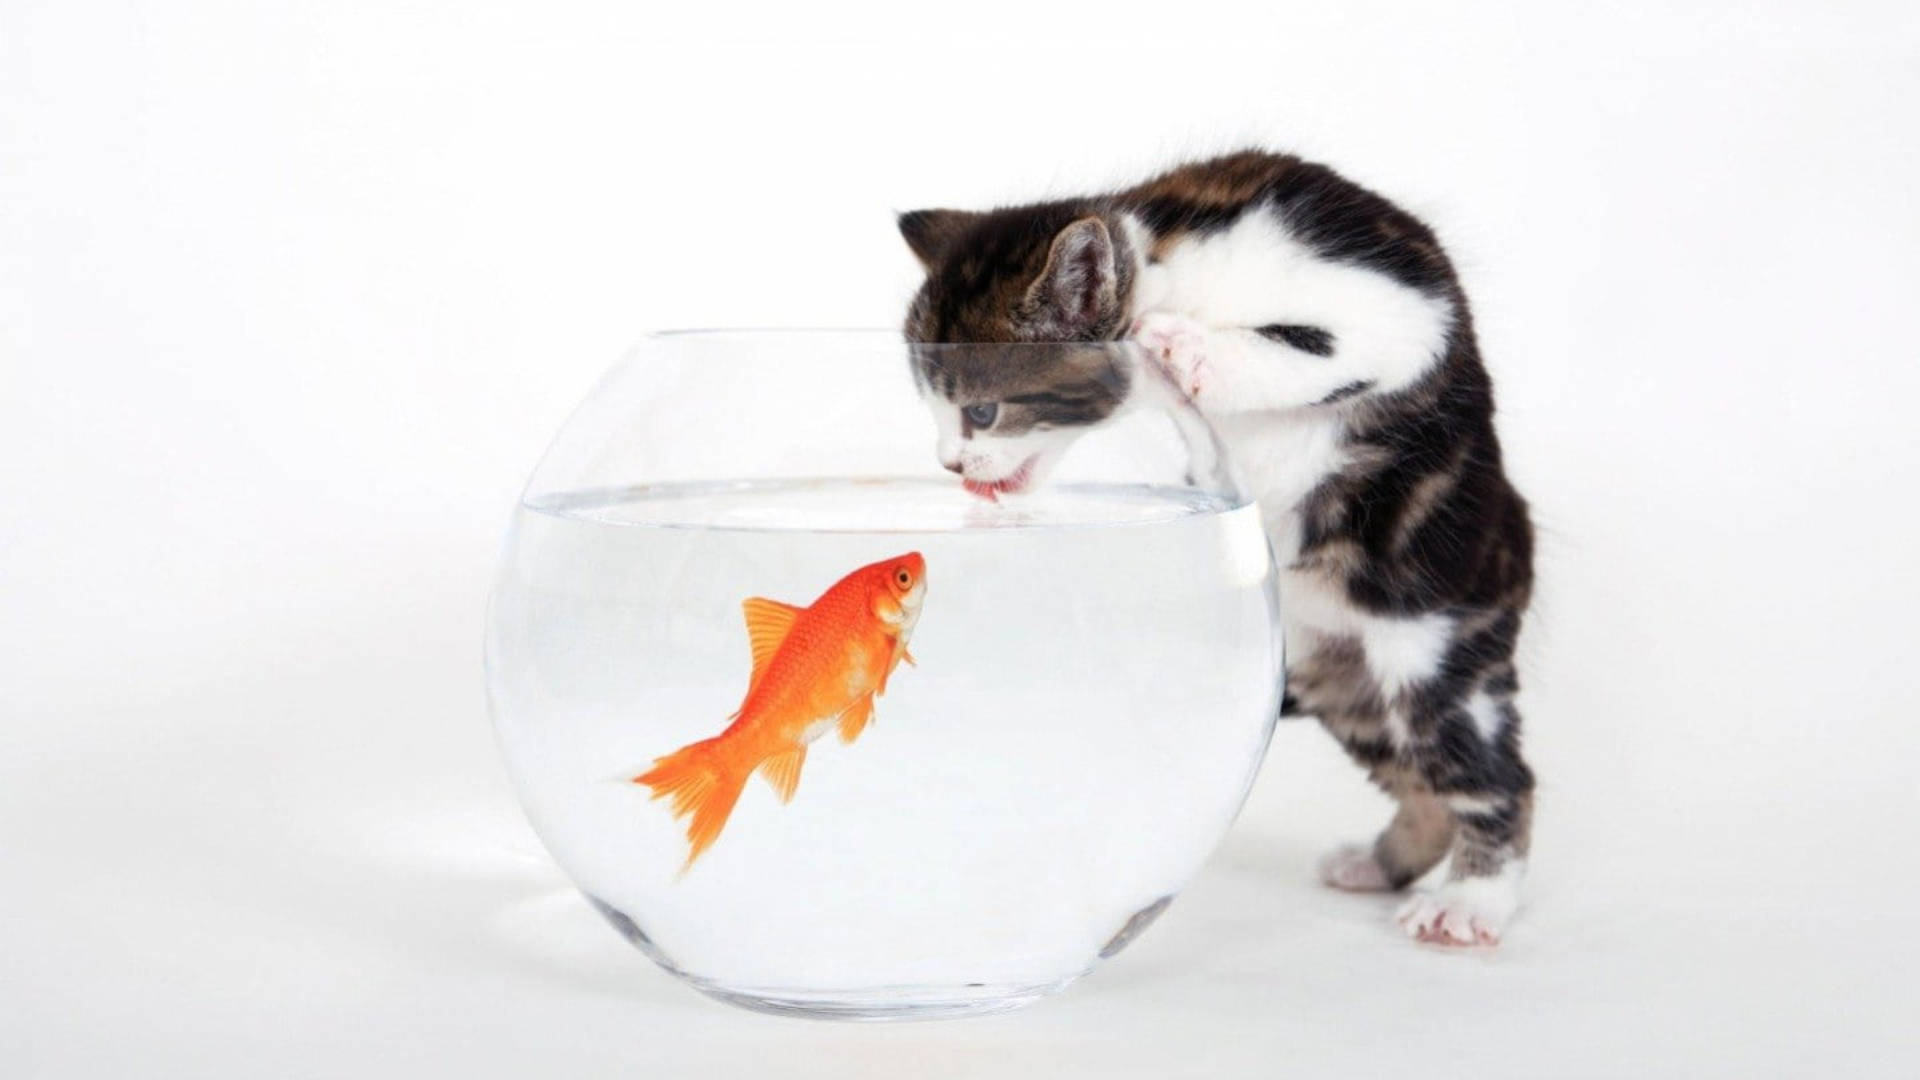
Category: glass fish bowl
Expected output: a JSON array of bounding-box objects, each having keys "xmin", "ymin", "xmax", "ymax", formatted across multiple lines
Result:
[{"xmin": 485, "ymin": 330, "xmax": 1282, "ymax": 1020}]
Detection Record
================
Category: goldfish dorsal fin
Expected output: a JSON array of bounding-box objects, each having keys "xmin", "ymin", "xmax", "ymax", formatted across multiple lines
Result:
[
  {"xmin": 758, "ymin": 745, "xmax": 806, "ymax": 803},
  {"xmin": 741, "ymin": 597, "xmax": 803, "ymax": 688}
]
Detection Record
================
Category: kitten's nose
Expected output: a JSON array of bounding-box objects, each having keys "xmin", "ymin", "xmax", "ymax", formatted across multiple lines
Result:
[{"xmin": 942, "ymin": 460, "xmax": 965, "ymax": 475}]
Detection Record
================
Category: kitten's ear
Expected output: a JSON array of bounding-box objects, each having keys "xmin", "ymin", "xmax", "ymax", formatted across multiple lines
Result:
[
  {"xmin": 898, "ymin": 209, "xmax": 981, "ymax": 270},
  {"xmin": 1023, "ymin": 216, "xmax": 1122, "ymax": 338}
]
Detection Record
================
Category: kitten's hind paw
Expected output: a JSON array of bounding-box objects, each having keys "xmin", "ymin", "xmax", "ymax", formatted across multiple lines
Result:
[
  {"xmin": 1130, "ymin": 311, "xmax": 1210, "ymax": 400},
  {"xmin": 1396, "ymin": 872, "xmax": 1522, "ymax": 947},
  {"xmin": 1317, "ymin": 844, "xmax": 1393, "ymax": 892}
]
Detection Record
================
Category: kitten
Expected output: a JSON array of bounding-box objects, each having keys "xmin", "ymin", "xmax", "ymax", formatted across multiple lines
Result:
[{"xmin": 899, "ymin": 150, "xmax": 1535, "ymax": 946}]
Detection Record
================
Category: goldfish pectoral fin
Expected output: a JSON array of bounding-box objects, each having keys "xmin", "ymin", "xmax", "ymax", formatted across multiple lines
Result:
[
  {"xmin": 838, "ymin": 696, "xmax": 875, "ymax": 744},
  {"xmin": 741, "ymin": 597, "xmax": 804, "ymax": 691},
  {"xmin": 902, "ymin": 646, "xmax": 917, "ymax": 667},
  {"xmin": 758, "ymin": 746, "xmax": 807, "ymax": 804}
]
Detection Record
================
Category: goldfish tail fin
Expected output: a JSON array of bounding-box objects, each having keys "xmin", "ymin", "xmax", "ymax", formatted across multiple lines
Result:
[{"xmin": 633, "ymin": 736, "xmax": 749, "ymax": 869}]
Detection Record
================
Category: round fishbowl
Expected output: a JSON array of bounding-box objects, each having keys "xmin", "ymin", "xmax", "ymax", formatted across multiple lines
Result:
[{"xmin": 485, "ymin": 330, "xmax": 1281, "ymax": 1020}]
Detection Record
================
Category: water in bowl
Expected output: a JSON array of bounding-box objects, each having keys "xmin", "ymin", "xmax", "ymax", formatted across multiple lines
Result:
[{"xmin": 485, "ymin": 477, "xmax": 1280, "ymax": 1018}]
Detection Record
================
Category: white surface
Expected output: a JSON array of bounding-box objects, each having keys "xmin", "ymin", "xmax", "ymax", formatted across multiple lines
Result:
[{"xmin": 5, "ymin": 2, "xmax": 1919, "ymax": 1076}]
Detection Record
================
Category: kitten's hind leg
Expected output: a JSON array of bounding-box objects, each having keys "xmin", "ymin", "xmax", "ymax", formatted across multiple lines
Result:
[
  {"xmin": 1397, "ymin": 698, "xmax": 1536, "ymax": 947},
  {"xmin": 1319, "ymin": 785, "xmax": 1455, "ymax": 893},
  {"xmin": 1397, "ymin": 792, "xmax": 1532, "ymax": 947}
]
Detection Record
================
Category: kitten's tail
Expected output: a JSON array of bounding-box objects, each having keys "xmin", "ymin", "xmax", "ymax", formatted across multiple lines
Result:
[{"xmin": 633, "ymin": 735, "xmax": 749, "ymax": 870}]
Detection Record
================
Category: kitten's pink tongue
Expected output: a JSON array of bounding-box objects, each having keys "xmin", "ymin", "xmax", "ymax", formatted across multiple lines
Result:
[
  {"xmin": 962, "ymin": 478, "xmax": 999, "ymax": 502},
  {"xmin": 961, "ymin": 456, "xmax": 1037, "ymax": 501}
]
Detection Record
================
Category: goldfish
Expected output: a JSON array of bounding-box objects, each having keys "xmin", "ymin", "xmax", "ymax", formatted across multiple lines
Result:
[{"xmin": 634, "ymin": 552, "xmax": 927, "ymax": 870}]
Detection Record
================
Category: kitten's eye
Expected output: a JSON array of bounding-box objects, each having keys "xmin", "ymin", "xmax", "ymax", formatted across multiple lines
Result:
[{"xmin": 963, "ymin": 402, "xmax": 998, "ymax": 429}]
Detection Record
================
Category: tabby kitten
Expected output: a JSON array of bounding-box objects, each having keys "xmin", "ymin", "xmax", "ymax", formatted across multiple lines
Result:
[{"xmin": 899, "ymin": 151, "xmax": 1535, "ymax": 946}]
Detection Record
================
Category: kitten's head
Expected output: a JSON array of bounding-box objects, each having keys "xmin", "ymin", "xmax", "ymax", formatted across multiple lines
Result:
[
  {"xmin": 898, "ymin": 202, "xmax": 1142, "ymax": 497},
  {"xmin": 899, "ymin": 202, "xmax": 1141, "ymax": 344}
]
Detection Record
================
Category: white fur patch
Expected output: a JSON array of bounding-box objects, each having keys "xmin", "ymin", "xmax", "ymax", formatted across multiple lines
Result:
[
  {"xmin": 1445, "ymin": 793, "xmax": 1503, "ymax": 816},
  {"xmin": 1134, "ymin": 205, "xmax": 1454, "ymax": 411},
  {"xmin": 1116, "ymin": 212, "xmax": 1153, "ymax": 272},
  {"xmin": 1215, "ymin": 411, "xmax": 1349, "ymax": 563},
  {"xmin": 1360, "ymin": 612, "xmax": 1454, "ymax": 700},
  {"xmin": 926, "ymin": 398, "xmax": 965, "ymax": 472},
  {"xmin": 1397, "ymin": 859, "xmax": 1525, "ymax": 946},
  {"xmin": 1464, "ymin": 690, "xmax": 1505, "ymax": 742},
  {"xmin": 1276, "ymin": 566, "xmax": 1450, "ymax": 741}
]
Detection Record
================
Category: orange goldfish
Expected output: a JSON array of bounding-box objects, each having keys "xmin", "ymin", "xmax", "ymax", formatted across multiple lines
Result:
[{"xmin": 635, "ymin": 552, "xmax": 927, "ymax": 869}]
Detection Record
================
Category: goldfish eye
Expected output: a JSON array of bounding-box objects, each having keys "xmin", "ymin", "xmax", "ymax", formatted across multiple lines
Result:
[{"xmin": 895, "ymin": 568, "xmax": 912, "ymax": 588}]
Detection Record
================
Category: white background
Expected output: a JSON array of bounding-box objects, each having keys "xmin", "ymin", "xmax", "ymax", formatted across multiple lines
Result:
[{"xmin": 5, "ymin": 1, "xmax": 1919, "ymax": 1076}]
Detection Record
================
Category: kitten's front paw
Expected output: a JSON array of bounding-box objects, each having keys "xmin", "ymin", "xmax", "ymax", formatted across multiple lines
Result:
[
  {"xmin": 1317, "ymin": 844, "xmax": 1393, "ymax": 892},
  {"xmin": 1130, "ymin": 311, "xmax": 1210, "ymax": 400},
  {"xmin": 1396, "ymin": 874, "xmax": 1521, "ymax": 947}
]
